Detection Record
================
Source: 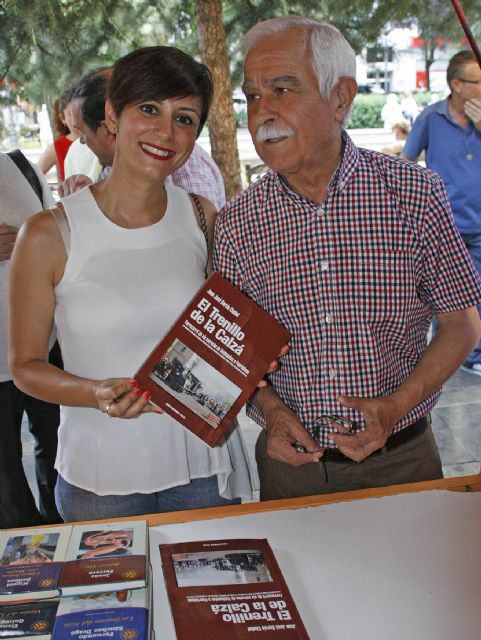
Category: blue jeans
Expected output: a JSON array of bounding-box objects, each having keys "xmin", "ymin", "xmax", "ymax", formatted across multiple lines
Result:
[
  {"xmin": 55, "ymin": 475, "xmax": 240, "ymax": 522},
  {"xmin": 462, "ymin": 232, "xmax": 481, "ymax": 364}
]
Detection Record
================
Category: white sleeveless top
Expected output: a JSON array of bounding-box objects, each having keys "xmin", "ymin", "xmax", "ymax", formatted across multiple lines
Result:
[{"xmin": 54, "ymin": 185, "xmax": 251, "ymax": 499}]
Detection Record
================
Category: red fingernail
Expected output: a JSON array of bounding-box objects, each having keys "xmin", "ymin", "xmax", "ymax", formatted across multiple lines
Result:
[
  {"xmin": 135, "ymin": 389, "xmax": 143, "ymax": 397},
  {"xmin": 154, "ymin": 407, "xmax": 163, "ymax": 414},
  {"xmin": 131, "ymin": 379, "xmax": 139, "ymax": 388},
  {"xmin": 144, "ymin": 390, "xmax": 151, "ymax": 399}
]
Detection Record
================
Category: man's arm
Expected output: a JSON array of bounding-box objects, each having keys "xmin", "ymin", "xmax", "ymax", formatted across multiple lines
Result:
[
  {"xmin": 252, "ymin": 385, "xmax": 323, "ymax": 466},
  {"xmin": 402, "ymin": 109, "xmax": 429, "ymax": 161},
  {"xmin": 331, "ymin": 306, "xmax": 481, "ymax": 461}
]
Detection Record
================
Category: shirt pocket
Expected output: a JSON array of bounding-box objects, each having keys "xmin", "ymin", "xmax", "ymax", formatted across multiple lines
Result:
[{"xmin": 342, "ymin": 249, "xmax": 416, "ymax": 323}]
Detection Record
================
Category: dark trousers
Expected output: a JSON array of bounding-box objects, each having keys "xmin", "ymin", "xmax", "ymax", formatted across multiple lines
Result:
[{"xmin": 0, "ymin": 346, "xmax": 62, "ymax": 528}]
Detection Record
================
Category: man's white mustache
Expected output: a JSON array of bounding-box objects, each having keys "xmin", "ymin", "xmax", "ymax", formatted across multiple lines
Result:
[{"xmin": 256, "ymin": 123, "xmax": 294, "ymax": 143}]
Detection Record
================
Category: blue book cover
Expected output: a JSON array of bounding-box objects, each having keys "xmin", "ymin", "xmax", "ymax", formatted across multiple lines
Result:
[
  {"xmin": 52, "ymin": 586, "xmax": 150, "ymax": 640},
  {"xmin": 0, "ymin": 600, "xmax": 59, "ymax": 639}
]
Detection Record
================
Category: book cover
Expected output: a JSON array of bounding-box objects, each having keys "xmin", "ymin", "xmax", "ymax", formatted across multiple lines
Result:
[
  {"xmin": 135, "ymin": 272, "xmax": 290, "ymax": 447},
  {"xmin": 52, "ymin": 586, "xmax": 150, "ymax": 640},
  {"xmin": 0, "ymin": 527, "xmax": 72, "ymax": 603},
  {"xmin": 159, "ymin": 538, "xmax": 310, "ymax": 639},
  {"xmin": 0, "ymin": 600, "xmax": 59, "ymax": 640},
  {"xmin": 59, "ymin": 521, "xmax": 147, "ymax": 597}
]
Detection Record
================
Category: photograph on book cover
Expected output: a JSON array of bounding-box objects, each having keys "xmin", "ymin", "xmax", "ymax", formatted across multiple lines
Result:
[
  {"xmin": 149, "ymin": 338, "xmax": 242, "ymax": 429},
  {"xmin": 172, "ymin": 548, "xmax": 273, "ymax": 587},
  {"xmin": 76, "ymin": 529, "xmax": 134, "ymax": 560},
  {"xmin": 61, "ymin": 590, "xmax": 133, "ymax": 612},
  {"xmin": 1, "ymin": 533, "xmax": 59, "ymax": 565}
]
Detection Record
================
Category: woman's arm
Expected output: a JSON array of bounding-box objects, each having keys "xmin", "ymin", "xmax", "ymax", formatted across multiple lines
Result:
[
  {"xmin": 37, "ymin": 143, "xmax": 58, "ymax": 175},
  {"xmin": 8, "ymin": 212, "xmax": 158, "ymax": 418}
]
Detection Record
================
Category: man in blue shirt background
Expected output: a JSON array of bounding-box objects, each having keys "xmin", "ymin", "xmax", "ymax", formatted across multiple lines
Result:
[{"xmin": 404, "ymin": 50, "xmax": 481, "ymax": 375}]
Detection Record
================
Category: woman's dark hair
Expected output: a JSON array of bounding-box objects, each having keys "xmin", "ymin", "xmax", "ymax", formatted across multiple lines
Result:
[
  {"xmin": 108, "ymin": 46, "xmax": 213, "ymax": 138},
  {"xmin": 53, "ymin": 87, "xmax": 74, "ymax": 136}
]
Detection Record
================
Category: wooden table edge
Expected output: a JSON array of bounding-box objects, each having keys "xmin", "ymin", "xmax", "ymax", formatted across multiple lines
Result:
[{"xmin": 15, "ymin": 473, "xmax": 473, "ymax": 530}]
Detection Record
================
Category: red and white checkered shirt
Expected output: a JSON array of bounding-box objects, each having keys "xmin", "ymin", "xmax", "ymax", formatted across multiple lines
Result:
[
  {"xmin": 99, "ymin": 143, "xmax": 226, "ymax": 210},
  {"xmin": 213, "ymin": 134, "xmax": 481, "ymax": 446}
]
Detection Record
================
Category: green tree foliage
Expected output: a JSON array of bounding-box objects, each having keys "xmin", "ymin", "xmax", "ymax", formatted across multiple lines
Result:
[
  {"xmin": 0, "ymin": 0, "xmax": 166, "ymax": 108},
  {"xmin": 348, "ymin": 94, "xmax": 385, "ymax": 129},
  {"xmin": 160, "ymin": 0, "xmax": 404, "ymax": 87}
]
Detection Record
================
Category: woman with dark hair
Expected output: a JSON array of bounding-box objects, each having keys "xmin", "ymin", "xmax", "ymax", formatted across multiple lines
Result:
[
  {"xmin": 9, "ymin": 47, "xmax": 252, "ymax": 521},
  {"xmin": 38, "ymin": 88, "xmax": 80, "ymax": 181}
]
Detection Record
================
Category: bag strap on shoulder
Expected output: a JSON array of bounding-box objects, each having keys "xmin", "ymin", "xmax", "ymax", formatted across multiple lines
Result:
[
  {"xmin": 189, "ymin": 192, "xmax": 209, "ymax": 248},
  {"xmin": 189, "ymin": 193, "xmax": 209, "ymax": 279},
  {"xmin": 48, "ymin": 203, "xmax": 71, "ymax": 256},
  {"xmin": 8, "ymin": 149, "xmax": 44, "ymax": 205}
]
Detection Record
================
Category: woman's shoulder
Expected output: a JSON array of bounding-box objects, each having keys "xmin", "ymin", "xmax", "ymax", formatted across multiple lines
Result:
[
  {"xmin": 21, "ymin": 207, "xmax": 59, "ymax": 235},
  {"xmin": 12, "ymin": 206, "xmax": 67, "ymax": 286}
]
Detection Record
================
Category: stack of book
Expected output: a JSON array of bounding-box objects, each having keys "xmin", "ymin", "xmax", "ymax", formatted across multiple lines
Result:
[{"xmin": 0, "ymin": 521, "xmax": 150, "ymax": 640}]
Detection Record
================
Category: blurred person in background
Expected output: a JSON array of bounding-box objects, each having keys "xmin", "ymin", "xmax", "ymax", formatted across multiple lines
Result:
[
  {"xmin": 381, "ymin": 93, "xmax": 404, "ymax": 129},
  {"xmin": 0, "ymin": 151, "xmax": 61, "ymax": 528},
  {"xmin": 404, "ymin": 50, "xmax": 481, "ymax": 376},
  {"xmin": 37, "ymin": 88, "xmax": 80, "ymax": 182},
  {"xmin": 400, "ymin": 90, "xmax": 420, "ymax": 125},
  {"xmin": 380, "ymin": 119, "xmax": 410, "ymax": 157}
]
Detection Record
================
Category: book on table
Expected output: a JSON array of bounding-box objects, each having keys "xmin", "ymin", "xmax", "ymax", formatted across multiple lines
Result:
[
  {"xmin": 0, "ymin": 587, "xmax": 151, "ymax": 640},
  {"xmin": 0, "ymin": 600, "xmax": 59, "ymax": 640},
  {"xmin": 159, "ymin": 538, "xmax": 310, "ymax": 639},
  {"xmin": 0, "ymin": 526, "xmax": 72, "ymax": 604},
  {"xmin": 135, "ymin": 272, "xmax": 290, "ymax": 447},
  {"xmin": 51, "ymin": 585, "xmax": 151, "ymax": 640},
  {"xmin": 59, "ymin": 521, "xmax": 148, "ymax": 597}
]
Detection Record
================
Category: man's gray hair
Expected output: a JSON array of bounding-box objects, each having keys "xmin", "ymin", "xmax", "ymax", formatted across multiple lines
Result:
[{"xmin": 242, "ymin": 16, "xmax": 356, "ymax": 100}]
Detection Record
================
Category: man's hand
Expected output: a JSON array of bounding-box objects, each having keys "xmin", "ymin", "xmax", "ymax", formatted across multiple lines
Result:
[
  {"xmin": 0, "ymin": 223, "xmax": 19, "ymax": 261},
  {"xmin": 329, "ymin": 394, "xmax": 403, "ymax": 462},
  {"xmin": 261, "ymin": 394, "xmax": 323, "ymax": 466},
  {"xmin": 58, "ymin": 174, "xmax": 92, "ymax": 197},
  {"xmin": 465, "ymin": 98, "xmax": 481, "ymax": 131}
]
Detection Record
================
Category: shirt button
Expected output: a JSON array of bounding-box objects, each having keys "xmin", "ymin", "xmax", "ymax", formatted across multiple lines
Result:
[
  {"xmin": 320, "ymin": 260, "xmax": 329, "ymax": 271},
  {"xmin": 325, "ymin": 313, "xmax": 333, "ymax": 324},
  {"xmin": 328, "ymin": 368, "xmax": 337, "ymax": 379}
]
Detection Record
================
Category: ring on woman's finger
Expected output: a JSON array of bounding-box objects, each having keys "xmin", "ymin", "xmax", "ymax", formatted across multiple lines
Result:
[{"xmin": 106, "ymin": 402, "xmax": 114, "ymax": 417}]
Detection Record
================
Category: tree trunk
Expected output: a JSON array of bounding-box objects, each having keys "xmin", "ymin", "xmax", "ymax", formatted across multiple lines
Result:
[
  {"xmin": 424, "ymin": 39, "xmax": 435, "ymax": 92},
  {"xmin": 194, "ymin": 0, "xmax": 242, "ymax": 200}
]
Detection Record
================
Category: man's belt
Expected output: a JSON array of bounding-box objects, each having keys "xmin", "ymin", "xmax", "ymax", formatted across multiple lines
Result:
[{"xmin": 323, "ymin": 416, "xmax": 429, "ymax": 464}]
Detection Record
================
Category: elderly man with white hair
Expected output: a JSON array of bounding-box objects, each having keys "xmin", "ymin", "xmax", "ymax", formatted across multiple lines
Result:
[{"xmin": 213, "ymin": 16, "xmax": 481, "ymax": 500}]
